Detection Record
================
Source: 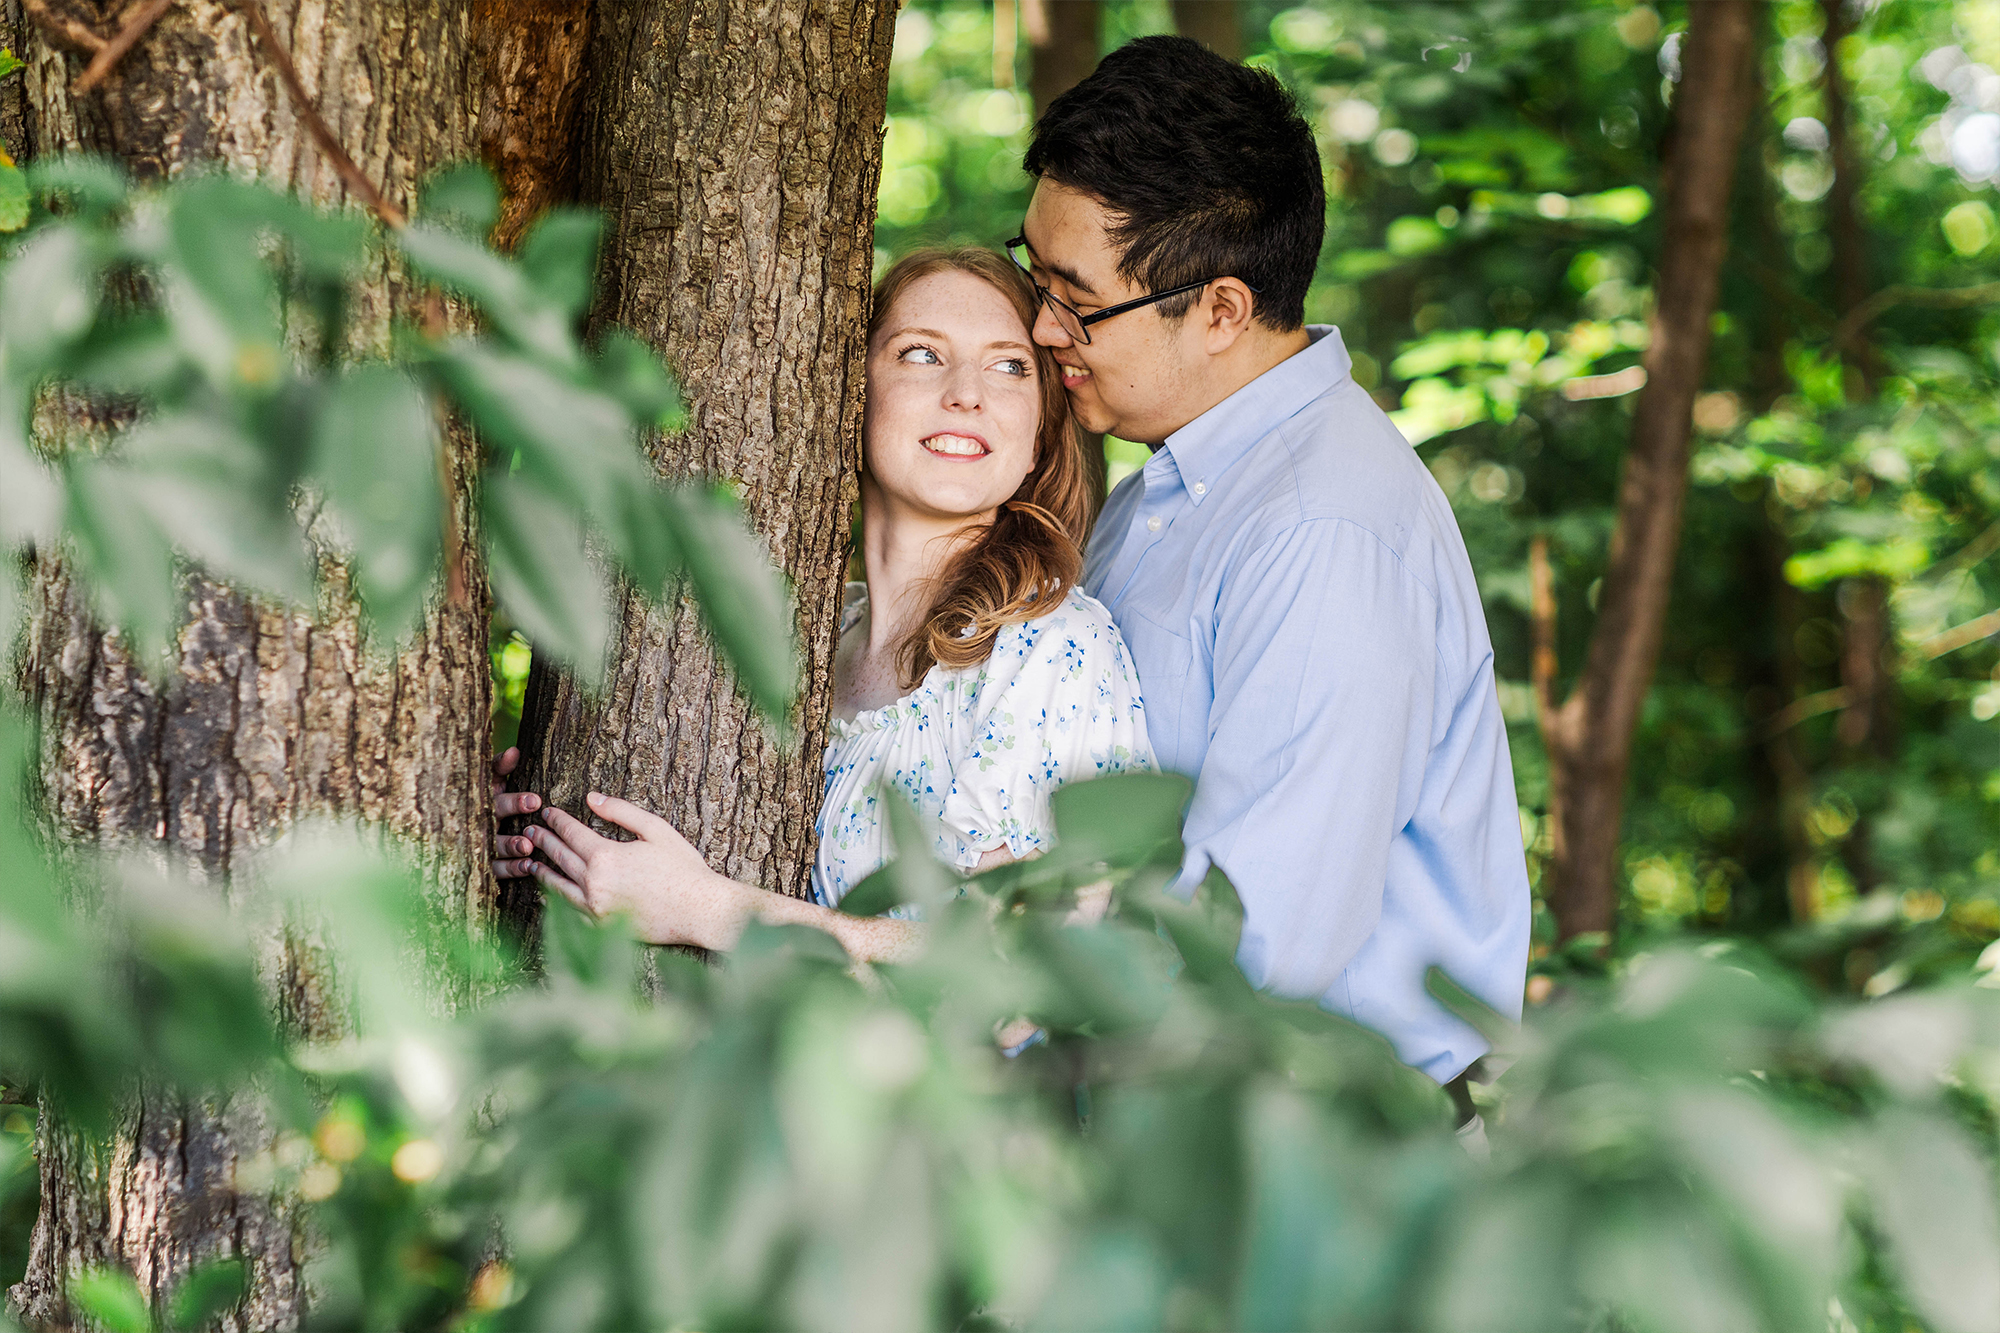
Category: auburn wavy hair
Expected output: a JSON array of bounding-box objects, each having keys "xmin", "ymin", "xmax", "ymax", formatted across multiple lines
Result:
[{"xmin": 867, "ymin": 247, "xmax": 1093, "ymax": 688}]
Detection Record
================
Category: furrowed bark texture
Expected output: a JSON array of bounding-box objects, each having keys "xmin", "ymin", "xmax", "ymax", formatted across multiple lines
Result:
[
  {"xmin": 1541, "ymin": 0, "xmax": 1757, "ymax": 942},
  {"xmin": 3, "ymin": 3, "xmax": 549, "ymax": 1325},
  {"xmin": 511, "ymin": 0, "xmax": 895, "ymax": 910}
]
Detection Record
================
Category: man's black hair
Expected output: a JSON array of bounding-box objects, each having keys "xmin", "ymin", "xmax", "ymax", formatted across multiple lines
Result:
[{"xmin": 1023, "ymin": 35, "xmax": 1324, "ymax": 332}]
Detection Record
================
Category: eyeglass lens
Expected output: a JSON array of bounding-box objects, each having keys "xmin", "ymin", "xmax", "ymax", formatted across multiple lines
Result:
[{"xmin": 1007, "ymin": 239, "xmax": 1089, "ymax": 344}]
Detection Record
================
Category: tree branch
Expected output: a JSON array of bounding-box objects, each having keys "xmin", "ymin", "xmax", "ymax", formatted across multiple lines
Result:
[
  {"xmin": 1835, "ymin": 282, "xmax": 2000, "ymax": 351},
  {"xmin": 1915, "ymin": 609, "xmax": 2000, "ymax": 660},
  {"xmin": 233, "ymin": 0, "xmax": 406, "ymax": 228},
  {"xmin": 1761, "ymin": 686, "xmax": 1853, "ymax": 740},
  {"xmin": 22, "ymin": 0, "xmax": 108, "ymax": 55},
  {"xmin": 1926, "ymin": 518, "xmax": 2000, "ymax": 583},
  {"xmin": 71, "ymin": 0, "xmax": 177, "ymax": 95}
]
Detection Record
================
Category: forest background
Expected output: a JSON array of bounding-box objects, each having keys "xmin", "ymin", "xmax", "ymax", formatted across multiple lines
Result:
[{"xmin": 1, "ymin": 0, "xmax": 1999, "ymax": 1329}]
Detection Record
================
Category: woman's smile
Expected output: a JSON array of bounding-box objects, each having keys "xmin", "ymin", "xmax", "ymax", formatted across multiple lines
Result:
[{"xmin": 921, "ymin": 431, "xmax": 990, "ymax": 459}]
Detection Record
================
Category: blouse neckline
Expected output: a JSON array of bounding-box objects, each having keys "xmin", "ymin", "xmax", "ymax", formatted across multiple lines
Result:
[{"xmin": 829, "ymin": 585, "xmax": 945, "ymax": 741}]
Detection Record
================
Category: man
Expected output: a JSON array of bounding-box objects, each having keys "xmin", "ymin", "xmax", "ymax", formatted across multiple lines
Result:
[{"xmin": 1010, "ymin": 36, "xmax": 1530, "ymax": 1090}]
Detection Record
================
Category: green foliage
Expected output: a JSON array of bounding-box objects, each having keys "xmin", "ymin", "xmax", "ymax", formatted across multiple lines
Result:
[
  {"xmin": 886, "ymin": 0, "xmax": 2000, "ymax": 982},
  {"xmin": 0, "ymin": 160, "xmax": 794, "ymax": 714},
  {"xmin": 5, "ymin": 696, "xmax": 2000, "ymax": 1330}
]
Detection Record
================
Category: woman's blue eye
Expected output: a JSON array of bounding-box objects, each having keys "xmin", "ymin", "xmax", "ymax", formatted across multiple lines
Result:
[
  {"xmin": 996, "ymin": 358, "xmax": 1031, "ymax": 377},
  {"xmin": 898, "ymin": 345, "xmax": 941, "ymax": 365}
]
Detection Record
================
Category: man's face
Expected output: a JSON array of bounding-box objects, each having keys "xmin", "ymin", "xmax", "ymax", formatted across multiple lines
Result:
[{"xmin": 1018, "ymin": 181, "xmax": 1199, "ymax": 445}]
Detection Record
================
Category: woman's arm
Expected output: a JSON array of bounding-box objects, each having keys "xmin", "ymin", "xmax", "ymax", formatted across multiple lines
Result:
[{"xmin": 523, "ymin": 793, "xmax": 925, "ymax": 965}]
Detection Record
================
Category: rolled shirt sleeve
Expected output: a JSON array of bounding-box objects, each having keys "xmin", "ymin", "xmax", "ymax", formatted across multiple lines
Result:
[{"xmin": 1179, "ymin": 518, "xmax": 1438, "ymax": 1002}]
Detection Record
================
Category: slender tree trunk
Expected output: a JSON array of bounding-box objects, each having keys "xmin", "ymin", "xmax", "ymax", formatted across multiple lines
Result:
[
  {"xmin": 509, "ymin": 0, "xmax": 896, "ymax": 926},
  {"xmin": 1816, "ymin": 0, "xmax": 1897, "ymax": 895},
  {"xmin": 1539, "ymin": 0, "xmax": 1759, "ymax": 943},
  {"xmin": 2, "ymin": 3, "xmax": 564, "ymax": 1325},
  {"xmin": 1171, "ymin": 0, "xmax": 1238, "ymax": 61}
]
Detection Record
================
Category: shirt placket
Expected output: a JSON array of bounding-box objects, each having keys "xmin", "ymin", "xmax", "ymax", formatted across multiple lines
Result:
[{"xmin": 1099, "ymin": 456, "xmax": 1185, "ymax": 611}]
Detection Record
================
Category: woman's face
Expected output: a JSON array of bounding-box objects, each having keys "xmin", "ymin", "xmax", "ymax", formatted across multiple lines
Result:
[{"xmin": 863, "ymin": 270, "xmax": 1041, "ymax": 527}]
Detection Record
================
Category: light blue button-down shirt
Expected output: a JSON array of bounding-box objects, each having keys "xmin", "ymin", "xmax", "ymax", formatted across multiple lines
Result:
[{"xmin": 1083, "ymin": 326, "xmax": 1530, "ymax": 1082}]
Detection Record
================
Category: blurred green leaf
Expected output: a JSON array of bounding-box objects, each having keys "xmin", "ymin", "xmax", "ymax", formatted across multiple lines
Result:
[
  {"xmin": 1854, "ymin": 1107, "xmax": 2000, "ymax": 1333},
  {"xmin": 168, "ymin": 1259, "xmax": 245, "ymax": 1332},
  {"xmin": 68, "ymin": 1270, "xmax": 151, "ymax": 1333},
  {"xmin": 485, "ymin": 472, "xmax": 610, "ymax": 679},
  {"xmin": 1, "ymin": 225, "xmax": 96, "ymax": 371},
  {"xmin": 666, "ymin": 486, "xmax": 798, "ymax": 722},
  {"xmin": 24, "ymin": 155, "xmax": 125, "ymax": 217},
  {"xmin": 593, "ymin": 329, "xmax": 687, "ymax": 431},
  {"xmin": 516, "ymin": 210, "xmax": 603, "ymax": 319},
  {"xmin": 310, "ymin": 366, "xmax": 444, "ymax": 640},
  {"xmin": 400, "ymin": 226, "xmax": 576, "ymax": 368},
  {"xmin": 419, "ymin": 162, "xmax": 501, "ymax": 238}
]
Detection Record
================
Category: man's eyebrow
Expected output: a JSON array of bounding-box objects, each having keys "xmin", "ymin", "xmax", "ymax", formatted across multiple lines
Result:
[{"xmin": 1020, "ymin": 238, "xmax": 1100, "ymax": 297}]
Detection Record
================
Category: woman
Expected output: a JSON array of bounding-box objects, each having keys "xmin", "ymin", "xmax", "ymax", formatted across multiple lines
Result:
[{"xmin": 492, "ymin": 248, "xmax": 1152, "ymax": 963}]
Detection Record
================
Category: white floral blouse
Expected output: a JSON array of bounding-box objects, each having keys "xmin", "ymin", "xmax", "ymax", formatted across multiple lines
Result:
[{"xmin": 811, "ymin": 582, "xmax": 1155, "ymax": 910}]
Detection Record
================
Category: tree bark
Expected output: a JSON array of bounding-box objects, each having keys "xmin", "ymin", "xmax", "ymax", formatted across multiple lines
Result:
[
  {"xmin": 1171, "ymin": 0, "xmax": 1238, "ymax": 61},
  {"xmin": 1539, "ymin": 0, "xmax": 1759, "ymax": 943},
  {"xmin": 508, "ymin": 0, "xmax": 895, "ymax": 929},
  {"xmin": 4, "ymin": 2, "xmax": 558, "ymax": 1325},
  {"xmin": 1815, "ymin": 0, "xmax": 1896, "ymax": 895}
]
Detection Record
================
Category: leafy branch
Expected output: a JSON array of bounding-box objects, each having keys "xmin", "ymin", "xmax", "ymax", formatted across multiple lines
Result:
[{"xmin": 0, "ymin": 159, "xmax": 796, "ymax": 717}]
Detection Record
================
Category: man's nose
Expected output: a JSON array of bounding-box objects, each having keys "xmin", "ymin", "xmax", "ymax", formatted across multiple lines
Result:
[{"xmin": 1031, "ymin": 298, "xmax": 1073, "ymax": 349}]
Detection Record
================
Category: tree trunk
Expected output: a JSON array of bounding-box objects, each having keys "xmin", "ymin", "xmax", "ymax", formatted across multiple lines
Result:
[
  {"xmin": 509, "ymin": 0, "xmax": 895, "ymax": 927},
  {"xmin": 1539, "ymin": 0, "xmax": 1758, "ymax": 943},
  {"xmin": 1171, "ymin": 0, "xmax": 1239, "ymax": 61},
  {"xmin": 1816, "ymin": 0, "xmax": 1897, "ymax": 896},
  {"xmin": 3, "ymin": 2, "xmax": 556, "ymax": 1325}
]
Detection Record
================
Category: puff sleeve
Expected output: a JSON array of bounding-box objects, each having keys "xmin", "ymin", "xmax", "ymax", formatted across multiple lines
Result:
[{"xmin": 933, "ymin": 591, "xmax": 1154, "ymax": 869}]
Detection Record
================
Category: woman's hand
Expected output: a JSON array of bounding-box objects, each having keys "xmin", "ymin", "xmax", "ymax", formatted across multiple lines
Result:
[
  {"xmin": 491, "ymin": 747, "xmax": 543, "ymax": 880},
  {"xmin": 524, "ymin": 792, "xmax": 754, "ymax": 952}
]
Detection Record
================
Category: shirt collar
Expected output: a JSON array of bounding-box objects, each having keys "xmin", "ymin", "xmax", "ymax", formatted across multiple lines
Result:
[{"xmin": 1157, "ymin": 325, "xmax": 1352, "ymax": 506}]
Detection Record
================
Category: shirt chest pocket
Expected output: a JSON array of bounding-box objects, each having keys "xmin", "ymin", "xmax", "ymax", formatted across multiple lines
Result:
[{"xmin": 1117, "ymin": 606, "xmax": 1199, "ymax": 772}]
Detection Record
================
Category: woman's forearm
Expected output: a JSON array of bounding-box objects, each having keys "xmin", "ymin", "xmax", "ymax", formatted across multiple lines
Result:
[
  {"xmin": 667, "ymin": 872, "xmax": 924, "ymax": 964},
  {"xmin": 748, "ymin": 888, "xmax": 926, "ymax": 964}
]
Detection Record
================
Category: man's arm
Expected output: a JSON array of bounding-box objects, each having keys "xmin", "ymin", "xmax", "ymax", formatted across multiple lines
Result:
[{"xmin": 1181, "ymin": 518, "xmax": 1438, "ymax": 1000}]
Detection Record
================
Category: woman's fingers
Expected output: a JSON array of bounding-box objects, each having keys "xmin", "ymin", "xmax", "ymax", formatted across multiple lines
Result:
[
  {"xmin": 491, "ymin": 746, "xmax": 520, "ymax": 792},
  {"xmin": 531, "ymin": 860, "xmax": 594, "ymax": 916},
  {"xmin": 527, "ymin": 821, "xmax": 592, "ymax": 882},
  {"xmin": 494, "ymin": 856, "xmax": 540, "ymax": 880},
  {"xmin": 494, "ymin": 790, "xmax": 541, "ymax": 820},
  {"xmin": 585, "ymin": 791, "xmax": 676, "ymax": 842}
]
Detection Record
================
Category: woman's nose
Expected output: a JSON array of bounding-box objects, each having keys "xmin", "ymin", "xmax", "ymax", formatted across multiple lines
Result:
[{"xmin": 940, "ymin": 361, "xmax": 983, "ymax": 410}]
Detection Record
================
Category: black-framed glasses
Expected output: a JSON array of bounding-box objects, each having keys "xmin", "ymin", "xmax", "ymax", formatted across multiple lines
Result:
[{"xmin": 1005, "ymin": 235, "xmax": 1257, "ymax": 346}]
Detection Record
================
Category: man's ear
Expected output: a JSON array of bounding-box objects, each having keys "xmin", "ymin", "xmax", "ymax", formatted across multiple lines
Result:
[{"xmin": 1200, "ymin": 278, "xmax": 1259, "ymax": 355}]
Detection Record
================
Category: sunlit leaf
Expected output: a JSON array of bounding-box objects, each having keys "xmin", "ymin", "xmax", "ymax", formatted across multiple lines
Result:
[
  {"xmin": 0, "ymin": 161, "xmax": 27, "ymax": 233},
  {"xmin": 67, "ymin": 1270, "xmax": 151, "ymax": 1333}
]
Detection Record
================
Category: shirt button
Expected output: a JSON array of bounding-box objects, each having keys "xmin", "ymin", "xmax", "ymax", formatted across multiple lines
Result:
[
  {"xmin": 1193, "ymin": 481, "xmax": 1206, "ymax": 496},
  {"xmin": 1146, "ymin": 516, "xmax": 1162, "ymax": 533}
]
